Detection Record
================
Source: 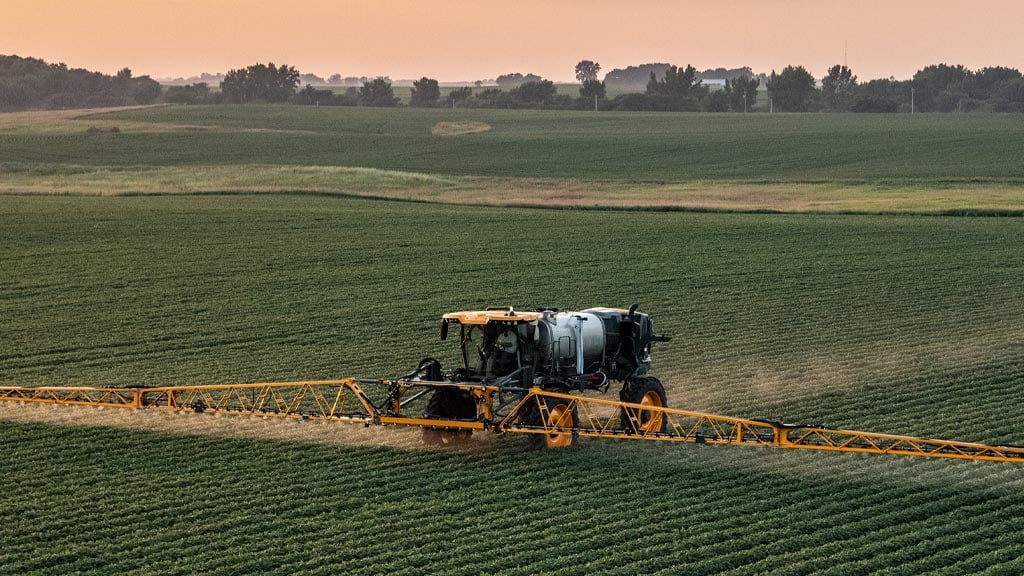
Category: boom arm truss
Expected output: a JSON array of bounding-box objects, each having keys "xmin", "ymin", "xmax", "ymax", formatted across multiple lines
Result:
[{"xmin": 2, "ymin": 380, "xmax": 1023, "ymax": 463}]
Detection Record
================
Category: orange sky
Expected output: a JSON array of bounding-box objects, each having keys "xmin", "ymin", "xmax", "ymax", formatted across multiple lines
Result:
[{"xmin": 3, "ymin": 0, "xmax": 1022, "ymax": 81}]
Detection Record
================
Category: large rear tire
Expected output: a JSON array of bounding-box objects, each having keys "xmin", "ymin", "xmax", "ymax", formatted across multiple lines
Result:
[
  {"xmin": 619, "ymin": 376, "xmax": 668, "ymax": 434},
  {"xmin": 522, "ymin": 396, "xmax": 578, "ymax": 449},
  {"xmin": 422, "ymin": 388, "xmax": 476, "ymax": 446}
]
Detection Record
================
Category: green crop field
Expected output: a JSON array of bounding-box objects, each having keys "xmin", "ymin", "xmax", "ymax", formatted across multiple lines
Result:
[
  {"xmin": 1, "ymin": 105, "xmax": 1023, "ymax": 574},
  {"xmin": 2, "ymin": 105, "xmax": 1023, "ymax": 214},
  {"xmin": 7, "ymin": 105, "xmax": 1024, "ymax": 182},
  {"xmin": 2, "ymin": 193, "xmax": 1023, "ymax": 575}
]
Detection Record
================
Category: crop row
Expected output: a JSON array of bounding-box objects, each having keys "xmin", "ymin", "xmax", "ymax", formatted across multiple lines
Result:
[
  {"xmin": 2, "ymin": 197, "xmax": 1020, "ymax": 427},
  {"xmin": 2, "ymin": 418, "xmax": 1024, "ymax": 575},
  {"xmin": 1, "ymin": 195, "xmax": 1023, "ymax": 574}
]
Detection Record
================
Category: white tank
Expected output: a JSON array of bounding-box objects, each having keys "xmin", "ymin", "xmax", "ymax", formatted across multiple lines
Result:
[{"xmin": 537, "ymin": 311, "xmax": 606, "ymax": 375}]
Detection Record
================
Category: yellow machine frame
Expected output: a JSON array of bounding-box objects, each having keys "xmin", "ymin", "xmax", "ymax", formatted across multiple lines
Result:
[{"xmin": 3, "ymin": 379, "xmax": 1024, "ymax": 463}]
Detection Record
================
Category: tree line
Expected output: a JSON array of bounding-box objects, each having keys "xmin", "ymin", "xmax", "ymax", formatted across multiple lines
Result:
[
  {"xmin": 769, "ymin": 63, "xmax": 1024, "ymax": 112},
  {"xmin": 0, "ymin": 55, "xmax": 161, "ymax": 111},
  {"xmin": 3, "ymin": 54, "xmax": 1024, "ymax": 113}
]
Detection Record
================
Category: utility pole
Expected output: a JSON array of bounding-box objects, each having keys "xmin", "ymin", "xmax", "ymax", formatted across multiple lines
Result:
[
  {"xmin": 594, "ymin": 94, "xmax": 598, "ymax": 112},
  {"xmin": 911, "ymin": 86, "xmax": 914, "ymax": 114},
  {"xmin": 743, "ymin": 92, "xmax": 747, "ymax": 113}
]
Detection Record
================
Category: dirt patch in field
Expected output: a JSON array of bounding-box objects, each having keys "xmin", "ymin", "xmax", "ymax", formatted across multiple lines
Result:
[
  {"xmin": 0, "ymin": 105, "xmax": 314, "ymax": 136},
  {"xmin": 431, "ymin": 121, "xmax": 492, "ymax": 136},
  {"xmin": 0, "ymin": 105, "xmax": 164, "ymax": 132},
  {"xmin": 0, "ymin": 402, "xmax": 497, "ymax": 454}
]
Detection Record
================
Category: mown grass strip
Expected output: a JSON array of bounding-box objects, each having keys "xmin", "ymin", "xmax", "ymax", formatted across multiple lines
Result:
[{"xmin": 2, "ymin": 163, "xmax": 1023, "ymax": 215}]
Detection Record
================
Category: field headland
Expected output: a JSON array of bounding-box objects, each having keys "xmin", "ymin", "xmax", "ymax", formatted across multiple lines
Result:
[{"xmin": 1, "ymin": 105, "xmax": 1022, "ymax": 215}]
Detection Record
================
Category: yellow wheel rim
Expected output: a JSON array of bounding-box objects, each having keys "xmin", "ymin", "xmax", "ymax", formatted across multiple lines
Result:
[
  {"xmin": 545, "ymin": 403, "xmax": 574, "ymax": 448},
  {"xmin": 639, "ymin": 391, "xmax": 664, "ymax": 433}
]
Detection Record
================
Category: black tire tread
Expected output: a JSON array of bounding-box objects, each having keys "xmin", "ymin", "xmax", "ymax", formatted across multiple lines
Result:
[
  {"xmin": 422, "ymin": 389, "xmax": 476, "ymax": 445},
  {"xmin": 619, "ymin": 376, "xmax": 668, "ymax": 433}
]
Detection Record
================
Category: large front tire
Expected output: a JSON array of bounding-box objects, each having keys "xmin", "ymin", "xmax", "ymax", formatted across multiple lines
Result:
[
  {"xmin": 422, "ymin": 389, "xmax": 476, "ymax": 446},
  {"xmin": 522, "ymin": 396, "xmax": 578, "ymax": 449},
  {"xmin": 619, "ymin": 377, "xmax": 668, "ymax": 434}
]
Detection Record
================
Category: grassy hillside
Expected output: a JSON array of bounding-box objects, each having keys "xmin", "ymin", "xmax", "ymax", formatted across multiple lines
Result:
[
  {"xmin": 2, "ymin": 106, "xmax": 1023, "ymax": 214},
  {"xmin": 1, "ymin": 194, "xmax": 1023, "ymax": 574},
  {"xmin": 3, "ymin": 105, "xmax": 1024, "ymax": 182}
]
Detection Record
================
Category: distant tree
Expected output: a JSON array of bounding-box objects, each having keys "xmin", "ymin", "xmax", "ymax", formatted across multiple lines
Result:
[
  {"xmin": 822, "ymin": 65, "xmax": 857, "ymax": 111},
  {"xmin": 552, "ymin": 93, "xmax": 575, "ymax": 108},
  {"xmin": 358, "ymin": 77, "xmax": 398, "ymax": 107},
  {"xmin": 767, "ymin": 66, "xmax": 817, "ymax": 112},
  {"xmin": 339, "ymin": 87, "xmax": 360, "ymax": 106},
  {"xmin": 726, "ymin": 76, "xmax": 759, "ymax": 111},
  {"xmin": 328, "ymin": 73, "xmax": 343, "ymax": 84},
  {"xmin": 495, "ymin": 72, "xmax": 543, "ymax": 87},
  {"xmin": 220, "ymin": 63, "xmax": 300, "ymax": 103},
  {"xmin": 410, "ymin": 77, "xmax": 441, "ymax": 107},
  {"xmin": 447, "ymin": 86, "xmax": 472, "ymax": 107},
  {"xmin": 510, "ymin": 80, "xmax": 557, "ymax": 105},
  {"xmin": 579, "ymin": 79, "xmax": 606, "ymax": 100},
  {"xmin": 853, "ymin": 78, "xmax": 910, "ymax": 112},
  {"xmin": 912, "ymin": 64, "xmax": 969, "ymax": 112},
  {"xmin": 646, "ymin": 65, "xmax": 699, "ymax": 96},
  {"xmin": 0, "ymin": 55, "xmax": 175, "ymax": 110},
  {"xmin": 698, "ymin": 66, "xmax": 757, "ymax": 82},
  {"xmin": 298, "ymin": 73, "xmax": 326, "ymax": 85},
  {"xmin": 645, "ymin": 64, "xmax": 705, "ymax": 111},
  {"xmin": 575, "ymin": 60, "xmax": 601, "ymax": 83},
  {"xmin": 607, "ymin": 92, "xmax": 656, "ymax": 111},
  {"xmin": 851, "ymin": 95, "xmax": 899, "ymax": 113},
  {"xmin": 603, "ymin": 63, "xmax": 672, "ymax": 87},
  {"xmin": 990, "ymin": 77, "xmax": 1024, "ymax": 111},
  {"xmin": 164, "ymin": 82, "xmax": 210, "ymax": 104},
  {"xmin": 745, "ymin": 77, "xmax": 761, "ymax": 110},
  {"xmin": 993, "ymin": 77, "xmax": 1024, "ymax": 101},
  {"xmin": 474, "ymin": 88, "xmax": 515, "ymax": 108},
  {"xmin": 293, "ymin": 85, "xmax": 338, "ymax": 105},
  {"xmin": 197, "ymin": 72, "xmax": 225, "ymax": 83},
  {"xmin": 965, "ymin": 66, "xmax": 1022, "ymax": 100},
  {"xmin": 130, "ymin": 76, "xmax": 162, "ymax": 104},
  {"xmin": 0, "ymin": 77, "xmax": 36, "ymax": 109},
  {"xmin": 576, "ymin": 61, "xmax": 605, "ymax": 103},
  {"xmin": 702, "ymin": 89, "xmax": 729, "ymax": 112}
]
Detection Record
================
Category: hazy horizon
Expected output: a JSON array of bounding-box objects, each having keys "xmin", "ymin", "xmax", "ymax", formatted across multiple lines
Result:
[{"xmin": 4, "ymin": 0, "xmax": 1023, "ymax": 83}]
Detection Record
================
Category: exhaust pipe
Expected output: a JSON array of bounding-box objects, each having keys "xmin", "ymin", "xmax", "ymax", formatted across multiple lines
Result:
[{"xmin": 574, "ymin": 315, "xmax": 586, "ymax": 376}]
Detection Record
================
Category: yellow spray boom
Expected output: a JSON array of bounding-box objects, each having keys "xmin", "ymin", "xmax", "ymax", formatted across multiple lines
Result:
[{"xmin": 3, "ymin": 378, "xmax": 1023, "ymax": 463}]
